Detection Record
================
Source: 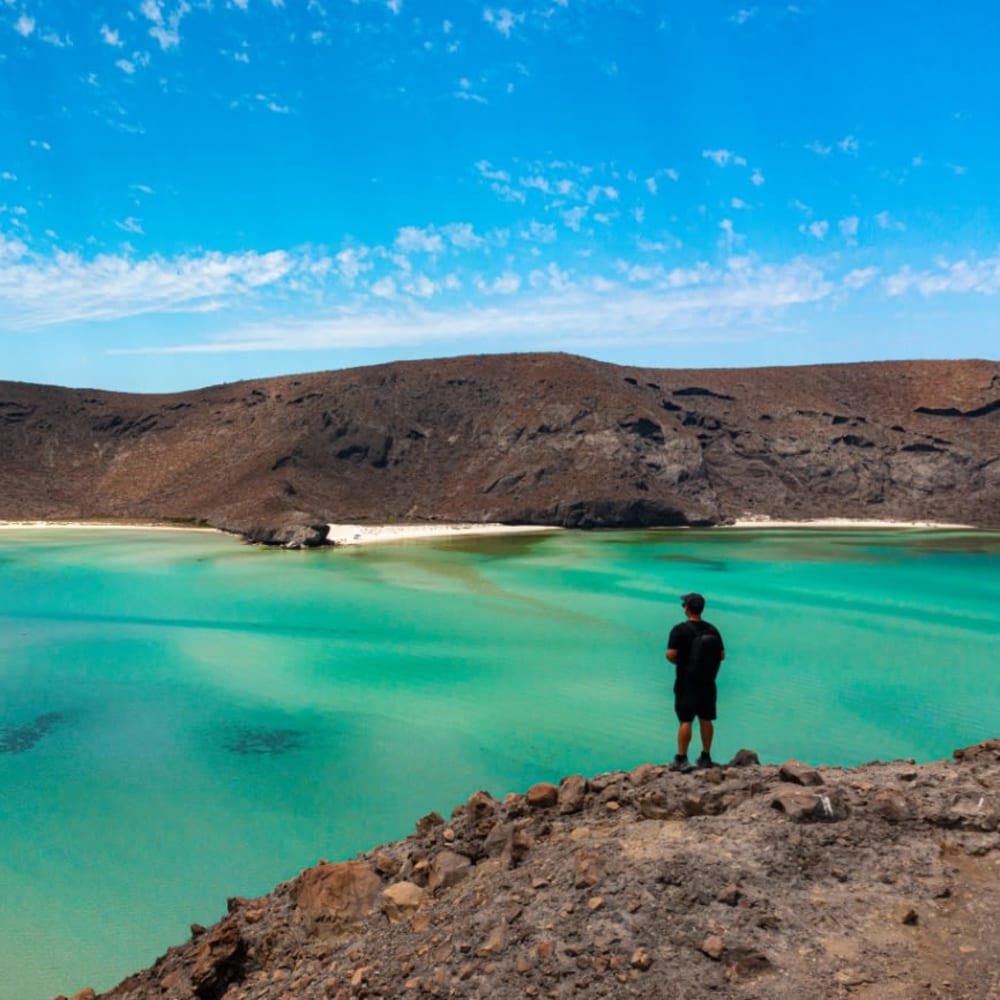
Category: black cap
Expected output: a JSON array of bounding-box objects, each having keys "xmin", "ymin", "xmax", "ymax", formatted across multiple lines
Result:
[{"xmin": 680, "ymin": 593, "xmax": 705, "ymax": 613}]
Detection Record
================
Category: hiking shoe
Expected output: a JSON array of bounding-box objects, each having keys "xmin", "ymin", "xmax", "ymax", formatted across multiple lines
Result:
[
  {"xmin": 696, "ymin": 753, "xmax": 714, "ymax": 769},
  {"xmin": 669, "ymin": 754, "xmax": 691, "ymax": 773}
]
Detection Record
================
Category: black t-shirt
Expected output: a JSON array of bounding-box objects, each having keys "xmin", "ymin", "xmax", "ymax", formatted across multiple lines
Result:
[{"xmin": 668, "ymin": 619, "xmax": 724, "ymax": 689}]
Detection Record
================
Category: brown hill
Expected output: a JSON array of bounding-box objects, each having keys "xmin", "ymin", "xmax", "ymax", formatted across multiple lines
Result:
[
  {"xmin": 79, "ymin": 741, "xmax": 1000, "ymax": 1000},
  {"xmin": 1, "ymin": 354, "xmax": 998, "ymax": 540}
]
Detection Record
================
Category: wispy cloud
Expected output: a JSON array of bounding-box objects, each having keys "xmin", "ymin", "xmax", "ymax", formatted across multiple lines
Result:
[
  {"xmin": 106, "ymin": 256, "xmax": 838, "ymax": 358},
  {"xmin": 115, "ymin": 216, "xmax": 145, "ymax": 235},
  {"xmin": 884, "ymin": 255, "xmax": 1000, "ymax": 297},
  {"xmin": 875, "ymin": 210, "xmax": 905, "ymax": 232},
  {"xmin": 0, "ymin": 242, "xmax": 322, "ymax": 328},
  {"xmin": 14, "ymin": 14, "xmax": 35, "ymax": 37}
]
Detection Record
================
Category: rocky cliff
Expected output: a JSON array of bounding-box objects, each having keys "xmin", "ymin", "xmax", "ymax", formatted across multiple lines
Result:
[
  {"xmin": 70, "ymin": 741, "xmax": 1000, "ymax": 1000},
  {"xmin": 1, "ymin": 353, "xmax": 998, "ymax": 540}
]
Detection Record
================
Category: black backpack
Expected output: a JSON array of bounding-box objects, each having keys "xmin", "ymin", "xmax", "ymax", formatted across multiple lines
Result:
[{"xmin": 684, "ymin": 623, "xmax": 723, "ymax": 683}]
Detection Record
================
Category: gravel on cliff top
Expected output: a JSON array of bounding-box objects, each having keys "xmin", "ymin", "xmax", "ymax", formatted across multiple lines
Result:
[{"xmin": 68, "ymin": 741, "xmax": 1000, "ymax": 1000}]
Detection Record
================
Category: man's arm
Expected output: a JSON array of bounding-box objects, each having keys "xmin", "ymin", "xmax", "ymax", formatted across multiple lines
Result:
[{"xmin": 666, "ymin": 647, "xmax": 678, "ymax": 663}]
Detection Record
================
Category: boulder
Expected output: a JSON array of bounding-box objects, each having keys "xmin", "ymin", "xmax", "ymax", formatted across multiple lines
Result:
[
  {"xmin": 558, "ymin": 774, "xmax": 588, "ymax": 814},
  {"xmin": 190, "ymin": 918, "xmax": 246, "ymax": 999},
  {"xmin": 871, "ymin": 788, "xmax": 914, "ymax": 824},
  {"xmin": 381, "ymin": 881, "xmax": 426, "ymax": 924},
  {"xmin": 428, "ymin": 850, "xmax": 472, "ymax": 892},
  {"xmin": 527, "ymin": 782, "xmax": 559, "ymax": 808},
  {"xmin": 294, "ymin": 860, "xmax": 381, "ymax": 937},
  {"xmin": 778, "ymin": 760, "xmax": 825, "ymax": 786},
  {"xmin": 771, "ymin": 787, "xmax": 849, "ymax": 823}
]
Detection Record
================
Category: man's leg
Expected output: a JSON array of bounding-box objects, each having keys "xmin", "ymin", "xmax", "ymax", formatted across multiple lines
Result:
[
  {"xmin": 677, "ymin": 720, "xmax": 693, "ymax": 756},
  {"xmin": 699, "ymin": 719, "xmax": 714, "ymax": 756}
]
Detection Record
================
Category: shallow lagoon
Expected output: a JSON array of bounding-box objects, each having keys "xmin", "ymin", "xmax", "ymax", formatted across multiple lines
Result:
[{"xmin": 1, "ymin": 526, "xmax": 998, "ymax": 998}]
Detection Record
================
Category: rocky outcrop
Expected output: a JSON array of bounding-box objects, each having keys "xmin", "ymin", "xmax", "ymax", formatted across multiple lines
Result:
[
  {"xmin": 1, "ymin": 354, "xmax": 998, "ymax": 539},
  {"xmin": 78, "ymin": 741, "xmax": 1000, "ymax": 1000}
]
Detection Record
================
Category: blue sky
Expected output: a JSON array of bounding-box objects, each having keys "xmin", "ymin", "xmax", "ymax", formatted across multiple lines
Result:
[{"xmin": 1, "ymin": 1, "xmax": 997, "ymax": 391}]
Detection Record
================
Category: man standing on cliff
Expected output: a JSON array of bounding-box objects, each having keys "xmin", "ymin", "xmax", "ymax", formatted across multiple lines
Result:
[{"xmin": 666, "ymin": 593, "xmax": 725, "ymax": 771}]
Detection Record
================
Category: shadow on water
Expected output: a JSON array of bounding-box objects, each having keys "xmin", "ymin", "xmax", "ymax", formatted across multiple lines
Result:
[
  {"xmin": 427, "ymin": 531, "xmax": 556, "ymax": 559},
  {"xmin": 0, "ymin": 711, "xmax": 65, "ymax": 754},
  {"xmin": 220, "ymin": 726, "xmax": 306, "ymax": 756}
]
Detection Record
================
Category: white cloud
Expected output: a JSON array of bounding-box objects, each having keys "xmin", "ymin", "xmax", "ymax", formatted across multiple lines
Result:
[
  {"xmin": 29, "ymin": 139, "xmax": 51, "ymax": 151},
  {"xmin": 561, "ymin": 206, "xmax": 588, "ymax": 232},
  {"xmin": 402, "ymin": 274, "xmax": 437, "ymax": 298},
  {"xmin": 387, "ymin": 0, "xmax": 402, "ymax": 13},
  {"xmin": 718, "ymin": 218, "xmax": 738, "ymax": 252},
  {"xmin": 838, "ymin": 216, "xmax": 859, "ymax": 242},
  {"xmin": 665, "ymin": 168, "xmax": 680, "ymax": 182},
  {"xmin": 842, "ymin": 267, "xmax": 878, "ymax": 290},
  {"xmin": 455, "ymin": 78, "xmax": 487, "ymax": 103},
  {"xmin": 837, "ymin": 135, "xmax": 859, "ymax": 155},
  {"xmin": 335, "ymin": 247, "xmax": 372, "ymax": 286},
  {"xmin": 946, "ymin": 162, "xmax": 967, "ymax": 176},
  {"xmin": 520, "ymin": 220, "xmax": 556, "ymax": 243},
  {"xmin": 520, "ymin": 175, "xmax": 550, "ymax": 194},
  {"xmin": 478, "ymin": 271, "xmax": 522, "ymax": 295},
  {"xmin": 586, "ymin": 184, "xmax": 619, "ymax": 205},
  {"xmin": 806, "ymin": 220, "xmax": 828, "ymax": 240},
  {"xmin": 0, "ymin": 172, "xmax": 16, "ymax": 182},
  {"xmin": 885, "ymin": 256, "xmax": 1000, "ymax": 297},
  {"xmin": 730, "ymin": 197, "xmax": 748, "ymax": 209},
  {"xmin": 645, "ymin": 177, "xmax": 657, "ymax": 195},
  {"xmin": 109, "ymin": 257, "xmax": 838, "ymax": 358},
  {"xmin": 255, "ymin": 94, "xmax": 290, "ymax": 113},
  {"xmin": 0, "ymin": 242, "xmax": 321, "ymax": 328},
  {"xmin": 702, "ymin": 149, "xmax": 747, "ymax": 168},
  {"xmin": 141, "ymin": 0, "xmax": 190, "ymax": 51},
  {"xmin": 875, "ymin": 210, "xmax": 905, "ymax": 232},
  {"xmin": 40, "ymin": 30, "xmax": 71, "ymax": 47},
  {"xmin": 116, "ymin": 58, "xmax": 136, "ymax": 74},
  {"xmin": 475, "ymin": 161, "xmax": 510, "ymax": 183},
  {"xmin": 730, "ymin": 8, "xmax": 757, "ymax": 24},
  {"xmin": 483, "ymin": 7, "xmax": 525, "ymax": 39},
  {"xmin": 14, "ymin": 14, "xmax": 35, "ymax": 37},
  {"xmin": 805, "ymin": 141, "xmax": 832, "ymax": 156},
  {"xmin": 750, "ymin": 168, "xmax": 764, "ymax": 186},
  {"xmin": 100, "ymin": 24, "xmax": 124, "ymax": 46},
  {"xmin": 394, "ymin": 226, "xmax": 445, "ymax": 254},
  {"xmin": 371, "ymin": 276, "xmax": 398, "ymax": 299},
  {"xmin": 115, "ymin": 217, "xmax": 144, "ymax": 235},
  {"xmin": 441, "ymin": 223, "xmax": 485, "ymax": 250}
]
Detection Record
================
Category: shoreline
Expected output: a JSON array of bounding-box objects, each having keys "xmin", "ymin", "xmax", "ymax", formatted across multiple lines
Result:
[
  {"xmin": 0, "ymin": 517, "xmax": 981, "ymax": 546},
  {"xmin": 0, "ymin": 519, "xmax": 215, "ymax": 532}
]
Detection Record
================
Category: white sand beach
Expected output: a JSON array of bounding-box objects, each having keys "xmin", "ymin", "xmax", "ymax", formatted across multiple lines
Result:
[
  {"xmin": 727, "ymin": 515, "xmax": 973, "ymax": 529},
  {"xmin": 325, "ymin": 522, "xmax": 560, "ymax": 546}
]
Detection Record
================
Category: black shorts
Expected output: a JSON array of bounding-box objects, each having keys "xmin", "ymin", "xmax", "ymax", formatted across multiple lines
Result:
[{"xmin": 674, "ymin": 684, "xmax": 717, "ymax": 723}]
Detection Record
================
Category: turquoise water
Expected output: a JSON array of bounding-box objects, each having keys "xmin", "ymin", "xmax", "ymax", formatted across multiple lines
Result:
[{"xmin": 1, "ymin": 526, "xmax": 998, "ymax": 999}]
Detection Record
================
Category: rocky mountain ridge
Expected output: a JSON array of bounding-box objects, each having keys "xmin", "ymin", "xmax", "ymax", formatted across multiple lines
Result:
[
  {"xmin": 67, "ymin": 740, "xmax": 1000, "ymax": 1000},
  {"xmin": 1, "ymin": 353, "xmax": 998, "ymax": 541}
]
